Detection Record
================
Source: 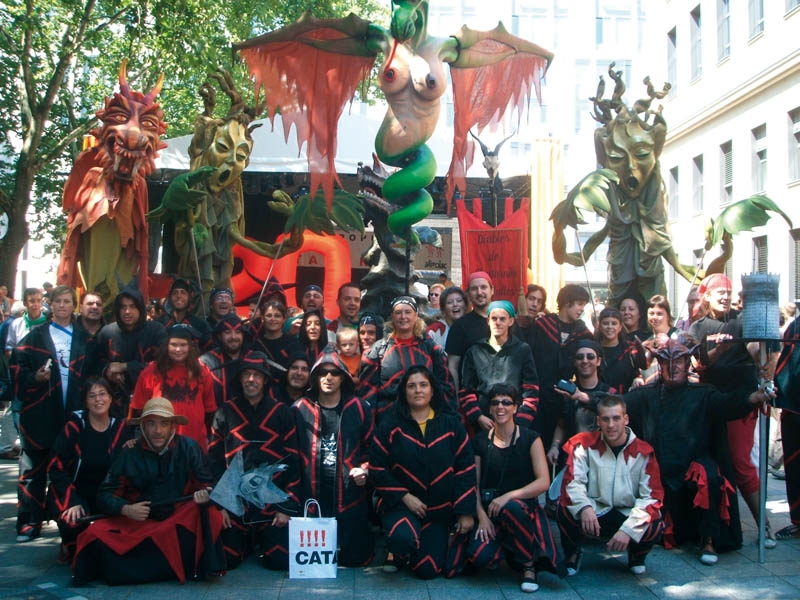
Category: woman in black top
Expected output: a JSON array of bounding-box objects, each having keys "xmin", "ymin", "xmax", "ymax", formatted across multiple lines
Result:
[
  {"xmin": 47, "ymin": 377, "xmax": 129, "ymax": 563},
  {"xmin": 468, "ymin": 383, "xmax": 562, "ymax": 593}
]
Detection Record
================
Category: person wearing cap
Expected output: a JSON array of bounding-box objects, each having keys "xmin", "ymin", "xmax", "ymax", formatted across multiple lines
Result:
[
  {"xmin": 445, "ymin": 271, "xmax": 494, "ymax": 387},
  {"xmin": 159, "ymin": 277, "xmax": 212, "ymax": 351},
  {"xmin": 130, "ymin": 324, "xmax": 216, "ymax": 451},
  {"xmin": 201, "ymin": 313, "xmax": 252, "ymax": 408},
  {"xmin": 269, "ymin": 352, "xmax": 312, "ymax": 406},
  {"xmin": 72, "ymin": 397, "xmax": 225, "ymax": 585},
  {"xmin": 688, "ymin": 273, "xmax": 779, "ymax": 548},
  {"xmin": 549, "ymin": 339, "xmax": 614, "ymax": 465},
  {"xmin": 207, "ymin": 287, "xmax": 235, "ymax": 329},
  {"xmin": 622, "ymin": 333, "xmax": 775, "ymax": 565},
  {"xmin": 523, "ymin": 284, "xmax": 593, "ymax": 450},
  {"xmin": 293, "ymin": 349, "xmax": 375, "ymax": 566},
  {"xmin": 208, "ymin": 351, "xmax": 301, "ymax": 570},
  {"xmin": 357, "ymin": 312, "xmax": 384, "ymax": 354},
  {"xmin": 459, "ymin": 300, "xmax": 539, "ymax": 433},
  {"xmin": 283, "ymin": 284, "xmax": 328, "ymax": 336},
  {"xmin": 358, "ymin": 296, "xmax": 455, "ymax": 422},
  {"xmin": 97, "ymin": 285, "xmax": 167, "ymax": 417},
  {"xmin": 326, "ymin": 282, "xmax": 362, "ymax": 334},
  {"xmin": 10, "ymin": 286, "xmax": 97, "ymax": 542}
]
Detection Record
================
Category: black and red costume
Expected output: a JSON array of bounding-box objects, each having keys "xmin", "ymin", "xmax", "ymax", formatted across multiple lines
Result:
[
  {"xmin": 72, "ymin": 434, "xmax": 225, "ymax": 585},
  {"xmin": 47, "ymin": 410, "xmax": 130, "ymax": 555},
  {"xmin": 524, "ymin": 314, "xmax": 592, "ymax": 447},
  {"xmin": 10, "ymin": 317, "xmax": 95, "ymax": 536},
  {"xmin": 97, "ymin": 287, "xmax": 166, "ymax": 416},
  {"xmin": 358, "ymin": 335, "xmax": 456, "ymax": 421},
  {"xmin": 292, "ymin": 351, "xmax": 375, "ymax": 566},
  {"xmin": 209, "ymin": 383, "xmax": 301, "ymax": 570},
  {"xmin": 459, "ymin": 335, "xmax": 540, "ymax": 429},
  {"xmin": 775, "ymin": 317, "xmax": 800, "ymax": 531},
  {"xmin": 623, "ymin": 382, "xmax": 752, "ymax": 552},
  {"xmin": 370, "ymin": 400, "xmax": 477, "ymax": 579},
  {"xmin": 600, "ymin": 340, "xmax": 648, "ymax": 393}
]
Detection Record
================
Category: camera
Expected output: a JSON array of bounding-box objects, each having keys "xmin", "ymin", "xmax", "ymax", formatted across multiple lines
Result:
[
  {"xmin": 557, "ymin": 379, "xmax": 577, "ymax": 395},
  {"xmin": 481, "ymin": 488, "xmax": 496, "ymax": 506}
]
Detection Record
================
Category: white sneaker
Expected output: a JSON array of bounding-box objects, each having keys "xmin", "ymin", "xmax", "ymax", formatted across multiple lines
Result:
[
  {"xmin": 699, "ymin": 551, "xmax": 718, "ymax": 566},
  {"xmin": 629, "ymin": 564, "xmax": 646, "ymax": 575}
]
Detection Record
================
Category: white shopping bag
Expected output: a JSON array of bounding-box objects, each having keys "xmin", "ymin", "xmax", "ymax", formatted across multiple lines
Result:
[{"xmin": 289, "ymin": 499, "xmax": 338, "ymax": 579}]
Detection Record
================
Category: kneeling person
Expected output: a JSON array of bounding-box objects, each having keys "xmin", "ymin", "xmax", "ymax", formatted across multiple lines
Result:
[
  {"xmin": 557, "ymin": 395, "xmax": 664, "ymax": 576},
  {"xmin": 72, "ymin": 397, "xmax": 225, "ymax": 585}
]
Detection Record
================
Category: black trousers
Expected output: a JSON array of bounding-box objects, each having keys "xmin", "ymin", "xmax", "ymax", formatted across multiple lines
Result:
[
  {"xmin": 557, "ymin": 504, "xmax": 662, "ymax": 564},
  {"xmin": 782, "ymin": 410, "xmax": 800, "ymax": 525},
  {"xmin": 17, "ymin": 446, "xmax": 49, "ymax": 533}
]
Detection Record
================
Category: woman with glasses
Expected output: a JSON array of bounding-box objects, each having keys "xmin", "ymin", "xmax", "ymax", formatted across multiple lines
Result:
[
  {"xmin": 47, "ymin": 377, "xmax": 130, "ymax": 564},
  {"xmin": 468, "ymin": 383, "xmax": 561, "ymax": 593}
]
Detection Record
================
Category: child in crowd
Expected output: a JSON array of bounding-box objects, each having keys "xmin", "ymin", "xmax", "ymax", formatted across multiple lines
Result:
[{"xmin": 336, "ymin": 327, "xmax": 361, "ymax": 381}]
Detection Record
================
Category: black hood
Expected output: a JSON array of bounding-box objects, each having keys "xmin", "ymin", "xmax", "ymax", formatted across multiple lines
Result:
[{"xmin": 113, "ymin": 285, "xmax": 147, "ymax": 328}]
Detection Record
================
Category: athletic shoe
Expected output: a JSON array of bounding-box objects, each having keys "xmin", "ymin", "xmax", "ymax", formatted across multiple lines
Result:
[
  {"xmin": 628, "ymin": 564, "xmax": 646, "ymax": 575},
  {"xmin": 520, "ymin": 568, "xmax": 539, "ymax": 593},
  {"xmin": 699, "ymin": 550, "xmax": 718, "ymax": 565},
  {"xmin": 764, "ymin": 523, "xmax": 777, "ymax": 549}
]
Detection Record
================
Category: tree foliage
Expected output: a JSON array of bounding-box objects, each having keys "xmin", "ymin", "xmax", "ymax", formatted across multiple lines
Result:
[{"xmin": 0, "ymin": 0, "xmax": 387, "ymax": 295}]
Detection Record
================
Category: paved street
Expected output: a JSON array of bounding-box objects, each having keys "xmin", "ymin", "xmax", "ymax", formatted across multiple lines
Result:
[{"xmin": 1, "ymin": 459, "xmax": 799, "ymax": 599}]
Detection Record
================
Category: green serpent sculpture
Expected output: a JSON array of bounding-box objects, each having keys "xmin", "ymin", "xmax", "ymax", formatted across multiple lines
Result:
[{"xmin": 234, "ymin": 0, "xmax": 552, "ymax": 241}]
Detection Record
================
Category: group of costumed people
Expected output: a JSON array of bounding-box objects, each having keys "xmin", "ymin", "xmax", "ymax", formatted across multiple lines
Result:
[{"xmin": 4, "ymin": 265, "xmax": 792, "ymax": 593}]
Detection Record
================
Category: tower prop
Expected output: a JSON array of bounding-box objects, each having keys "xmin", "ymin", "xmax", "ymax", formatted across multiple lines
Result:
[{"xmin": 740, "ymin": 273, "xmax": 781, "ymax": 564}]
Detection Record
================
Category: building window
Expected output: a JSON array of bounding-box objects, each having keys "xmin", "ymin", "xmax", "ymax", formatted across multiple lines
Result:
[
  {"xmin": 667, "ymin": 28, "xmax": 677, "ymax": 90},
  {"xmin": 720, "ymin": 141, "xmax": 733, "ymax": 204},
  {"xmin": 749, "ymin": 0, "xmax": 765, "ymax": 38},
  {"xmin": 717, "ymin": 0, "xmax": 730, "ymax": 61},
  {"xmin": 690, "ymin": 6, "xmax": 702, "ymax": 81},
  {"xmin": 752, "ymin": 124, "xmax": 767, "ymax": 193},
  {"xmin": 692, "ymin": 155, "xmax": 704, "ymax": 212},
  {"xmin": 752, "ymin": 236, "xmax": 768, "ymax": 274},
  {"xmin": 668, "ymin": 166, "xmax": 679, "ymax": 219},
  {"xmin": 789, "ymin": 0, "xmax": 800, "ymax": 14},
  {"xmin": 789, "ymin": 107, "xmax": 800, "ymax": 182}
]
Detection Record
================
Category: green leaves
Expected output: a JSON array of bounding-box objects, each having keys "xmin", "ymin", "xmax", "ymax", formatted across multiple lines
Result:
[{"xmin": 706, "ymin": 194, "xmax": 793, "ymax": 250}]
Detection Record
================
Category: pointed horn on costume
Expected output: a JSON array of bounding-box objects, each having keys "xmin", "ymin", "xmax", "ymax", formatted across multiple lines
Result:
[
  {"xmin": 118, "ymin": 59, "xmax": 131, "ymax": 97},
  {"xmin": 144, "ymin": 72, "xmax": 165, "ymax": 104}
]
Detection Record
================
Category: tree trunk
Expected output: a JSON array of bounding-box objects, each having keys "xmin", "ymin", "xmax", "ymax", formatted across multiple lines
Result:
[{"xmin": 0, "ymin": 161, "xmax": 36, "ymax": 298}]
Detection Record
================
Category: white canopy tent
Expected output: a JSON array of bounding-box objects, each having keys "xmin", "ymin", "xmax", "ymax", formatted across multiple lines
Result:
[{"xmin": 155, "ymin": 101, "xmax": 533, "ymax": 179}]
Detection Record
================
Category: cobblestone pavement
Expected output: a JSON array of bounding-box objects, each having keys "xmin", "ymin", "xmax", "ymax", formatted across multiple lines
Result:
[{"xmin": 1, "ymin": 459, "xmax": 798, "ymax": 599}]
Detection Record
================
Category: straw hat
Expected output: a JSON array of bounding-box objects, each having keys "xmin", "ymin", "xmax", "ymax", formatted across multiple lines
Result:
[{"xmin": 129, "ymin": 397, "xmax": 189, "ymax": 425}]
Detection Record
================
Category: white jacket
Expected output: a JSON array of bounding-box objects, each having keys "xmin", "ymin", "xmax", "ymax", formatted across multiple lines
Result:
[{"xmin": 560, "ymin": 428, "xmax": 663, "ymax": 542}]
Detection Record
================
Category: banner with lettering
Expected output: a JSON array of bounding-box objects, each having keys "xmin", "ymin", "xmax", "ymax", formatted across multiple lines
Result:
[{"xmin": 457, "ymin": 198, "xmax": 530, "ymax": 303}]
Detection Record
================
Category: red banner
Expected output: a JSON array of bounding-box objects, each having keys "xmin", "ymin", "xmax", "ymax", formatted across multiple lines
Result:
[{"xmin": 457, "ymin": 198, "xmax": 530, "ymax": 303}]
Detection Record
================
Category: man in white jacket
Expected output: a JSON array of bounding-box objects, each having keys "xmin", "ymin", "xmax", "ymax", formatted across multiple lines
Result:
[{"xmin": 557, "ymin": 395, "xmax": 664, "ymax": 576}]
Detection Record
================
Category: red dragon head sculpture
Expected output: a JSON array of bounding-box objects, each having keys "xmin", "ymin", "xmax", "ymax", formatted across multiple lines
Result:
[{"xmin": 92, "ymin": 59, "xmax": 168, "ymax": 183}]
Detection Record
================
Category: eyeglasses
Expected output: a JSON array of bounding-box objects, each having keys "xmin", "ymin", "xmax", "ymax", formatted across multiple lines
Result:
[
  {"xmin": 429, "ymin": 292, "xmax": 440, "ymax": 297},
  {"xmin": 318, "ymin": 368, "xmax": 342, "ymax": 377},
  {"xmin": 87, "ymin": 391, "xmax": 110, "ymax": 400},
  {"xmin": 489, "ymin": 399, "xmax": 515, "ymax": 407},
  {"xmin": 575, "ymin": 353, "xmax": 597, "ymax": 361}
]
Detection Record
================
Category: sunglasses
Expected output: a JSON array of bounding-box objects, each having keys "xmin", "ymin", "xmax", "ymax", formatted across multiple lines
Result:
[
  {"xmin": 489, "ymin": 399, "xmax": 515, "ymax": 407},
  {"xmin": 575, "ymin": 353, "xmax": 597, "ymax": 361},
  {"xmin": 429, "ymin": 292, "xmax": 440, "ymax": 297},
  {"xmin": 318, "ymin": 368, "xmax": 342, "ymax": 377}
]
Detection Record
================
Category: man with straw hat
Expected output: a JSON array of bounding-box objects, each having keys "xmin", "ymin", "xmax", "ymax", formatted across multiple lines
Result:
[{"xmin": 71, "ymin": 396, "xmax": 225, "ymax": 586}]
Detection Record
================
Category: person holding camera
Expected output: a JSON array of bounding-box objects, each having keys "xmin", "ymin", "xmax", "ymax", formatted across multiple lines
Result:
[{"xmin": 467, "ymin": 383, "xmax": 561, "ymax": 593}]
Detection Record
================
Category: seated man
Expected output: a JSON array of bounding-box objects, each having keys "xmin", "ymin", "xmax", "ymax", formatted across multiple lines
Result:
[
  {"xmin": 72, "ymin": 397, "xmax": 225, "ymax": 586},
  {"xmin": 557, "ymin": 395, "xmax": 664, "ymax": 576}
]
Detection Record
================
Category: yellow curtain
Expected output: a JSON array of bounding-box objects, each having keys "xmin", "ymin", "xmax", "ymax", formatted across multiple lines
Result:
[{"xmin": 529, "ymin": 138, "xmax": 565, "ymax": 313}]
